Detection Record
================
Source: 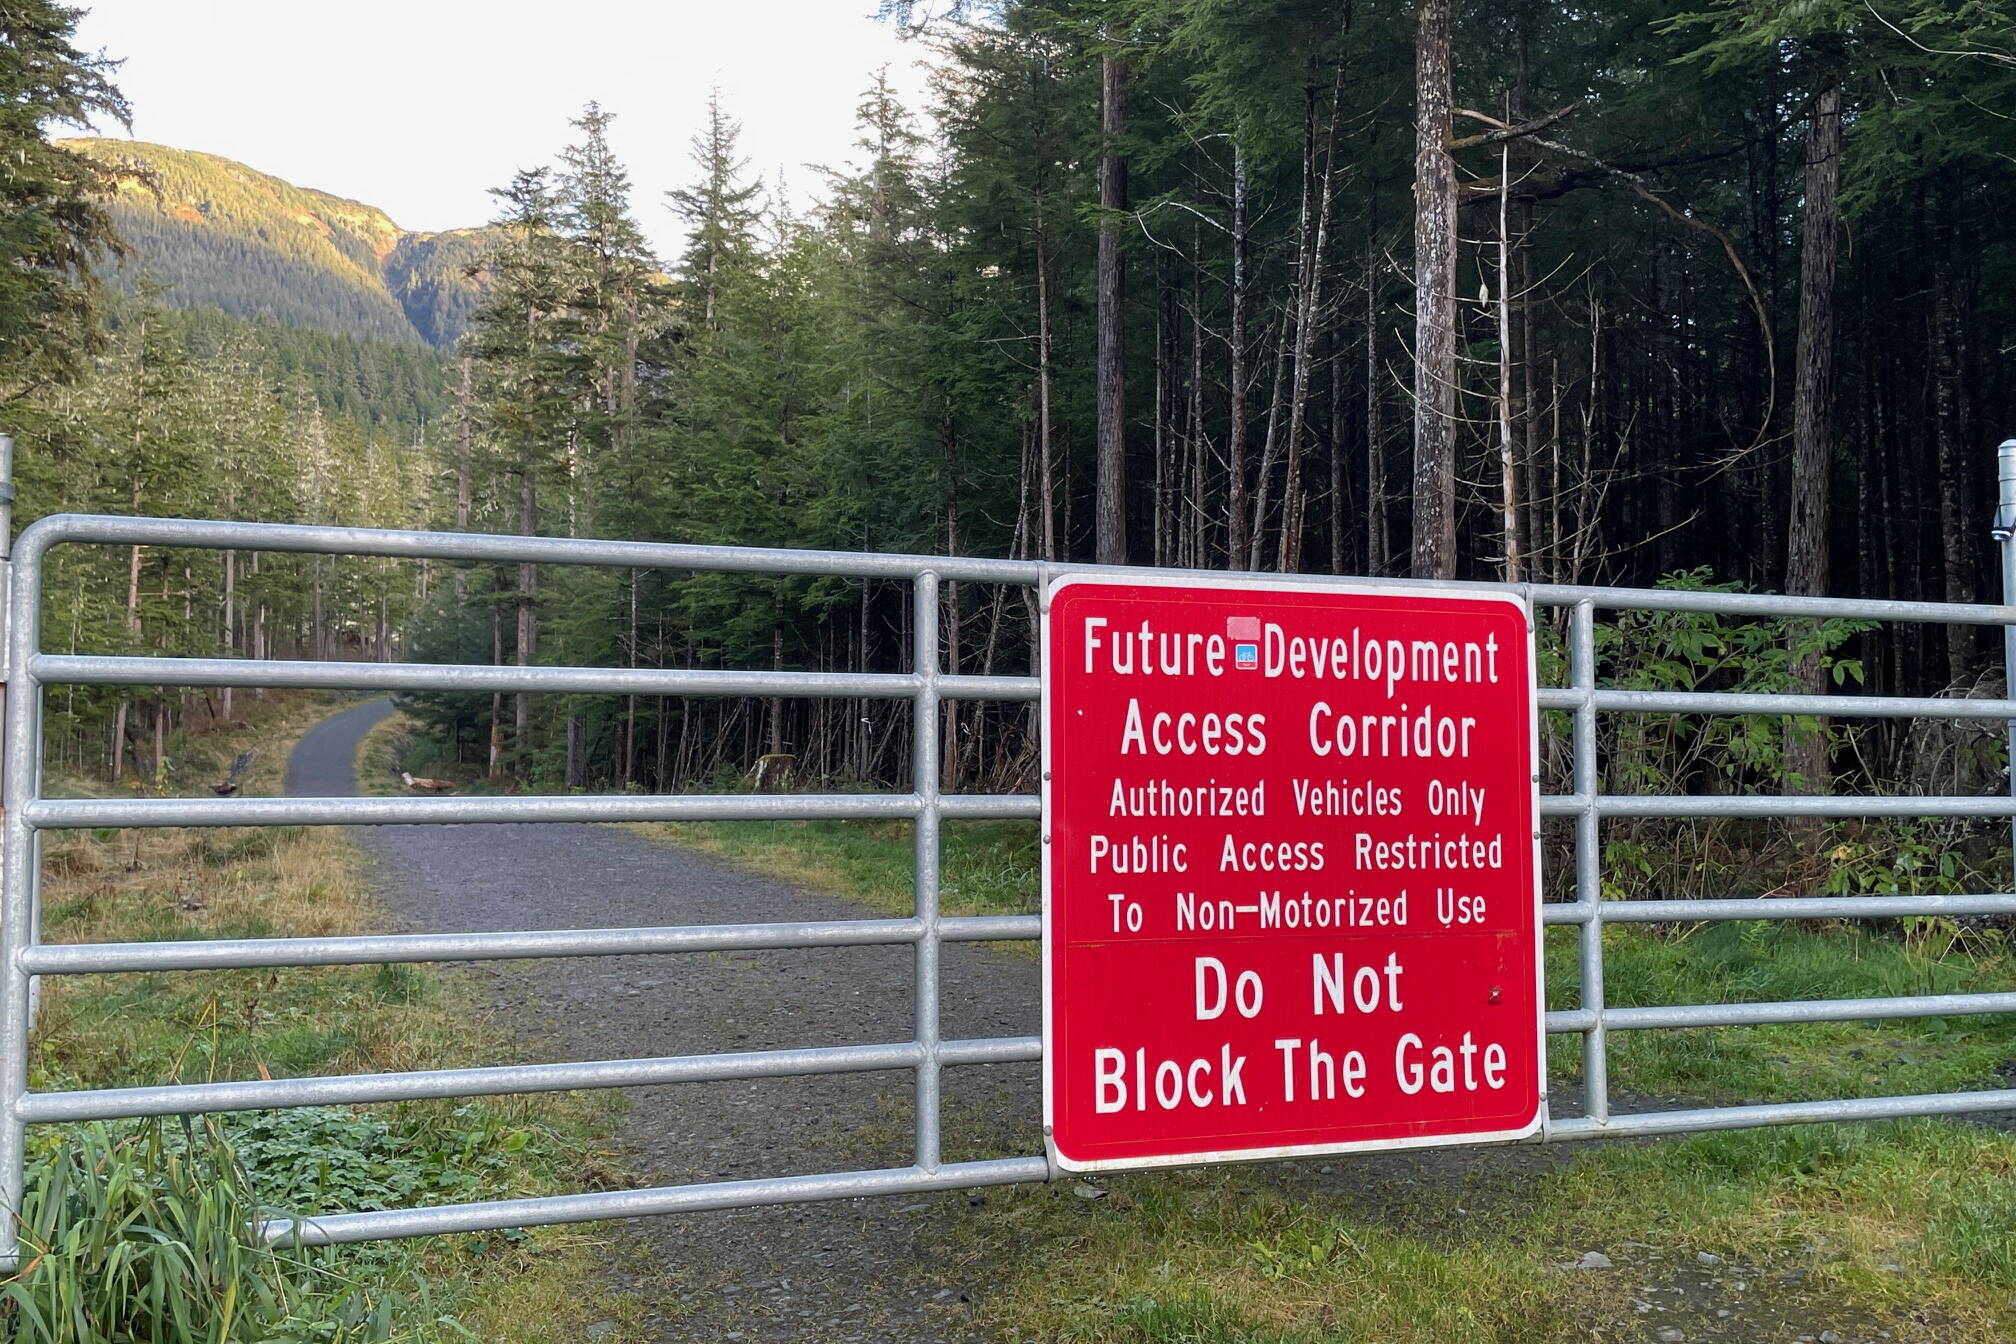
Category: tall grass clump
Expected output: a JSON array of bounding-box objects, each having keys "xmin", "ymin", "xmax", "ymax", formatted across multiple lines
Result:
[{"xmin": 0, "ymin": 1119, "xmax": 400, "ymax": 1344}]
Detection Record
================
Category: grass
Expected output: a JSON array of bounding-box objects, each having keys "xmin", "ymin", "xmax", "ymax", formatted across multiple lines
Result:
[
  {"xmin": 963, "ymin": 1176, "xmax": 1562, "ymax": 1343},
  {"xmin": 6, "ymin": 1117, "xmax": 430, "ymax": 1343},
  {"xmin": 636, "ymin": 807, "xmax": 2016, "ymax": 1108},
  {"xmin": 357, "ymin": 705, "xmax": 420, "ymax": 797},
  {"xmin": 14, "ymin": 694, "xmax": 658, "ymax": 1343},
  {"xmin": 666, "ymin": 817, "xmax": 1041, "ymax": 919},
  {"xmin": 625, "ymin": 804, "xmax": 2016, "ymax": 1341},
  {"xmin": 959, "ymin": 1117, "xmax": 2016, "ymax": 1342},
  {"xmin": 351, "ymin": 717, "xmax": 2016, "ymax": 1339},
  {"xmin": 1545, "ymin": 919, "xmax": 2016, "ymax": 1103}
]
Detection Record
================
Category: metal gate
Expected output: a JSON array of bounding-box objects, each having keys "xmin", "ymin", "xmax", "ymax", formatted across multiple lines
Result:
[{"xmin": 6, "ymin": 439, "xmax": 2016, "ymax": 1268}]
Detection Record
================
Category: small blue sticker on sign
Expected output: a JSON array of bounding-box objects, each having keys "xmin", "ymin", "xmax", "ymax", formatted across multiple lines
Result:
[{"xmin": 1227, "ymin": 615, "xmax": 1262, "ymax": 670}]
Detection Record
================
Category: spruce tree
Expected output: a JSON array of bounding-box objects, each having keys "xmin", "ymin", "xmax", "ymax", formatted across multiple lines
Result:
[
  {"xmin": 466, "ymin": 167, "xmax": 573, "ymax": 774},
  {"xmin": 0, "ymin": 0, "xmax": 129, "ymax": 400},
  {"xmin": 666, "ymin": 90, "xmax": 762, "ymax": 334}
]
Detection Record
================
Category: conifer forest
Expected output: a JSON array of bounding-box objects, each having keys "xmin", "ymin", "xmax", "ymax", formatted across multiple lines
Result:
[{"xmin": 6, "ymin": 0, "xmax": 2016, "ymax": 799}]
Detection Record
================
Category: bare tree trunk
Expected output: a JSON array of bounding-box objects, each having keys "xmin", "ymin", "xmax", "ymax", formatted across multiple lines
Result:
[
  {"xmin": 112, "ymin": 462, "xmax": 144, "ymax": 778},
  {"xmin": 251, "ymin": 555, "xmax": 266, "ymax": 668},
  {"xmin": 221, "ymin": 542, "xmax": 235, "ymax": 720},
  {"xmin": 1034, "ymin": 206, "xmax": 1057, "ymax": 562},
  {"xmin": 858, "ymin": 577, "xmax": 872, "ymax": 782},
  {"xmin": 515, "ymin": 470, "xmax": 538, "ymax": 775},
  {"xmin": 1189, "ymin": 240, "xmax": 1208, "ymax": 567},
  {"xmin": 769, "ymin": 614, "xmax": 785, "ymax": 757},
  {"xmin": 1568, "ymin": 306, "xmax": 1601, "ymax": 587},
  {"xmin": 1329, "ymin": 326, "xmax": 1346, "ymax": 575},
  {"xmin": 311, "ymin": 558, "xmax": 325, "ymax": 660},
  {"xmin": 1366, "ymin": 238, "xmax": 1387, "ymax": 576},
  {"xmin": 1275, "ymin": 87, "xmax": 1319, "ymax": 574},
  {"xmin": 1497, "ymin": 136, "xmax": 1523, "ymax": 582},
  {"xmin": 1095, "ymin": 52, "xmax": 1129, "ymax": 566},
  {"xmin": 109, "ymin": 696, "xmax": 129, "ymax": 782},
  {"xmin": 1227, "ymin": 140, "xmax": 1251, "ymax": 567},
  {"xmin": 655, "ymin": 692, "xmax": 672, "ymax": 791},
  {"xmin": 1932, "ymin": 180, "xmax": 1973, "ymax": 682},
  {"xmin": 113, "ymin": 496, "xmax": 145, "ymax": 780},
  {"xmin": 1152, "ymin": 261, "xmax": 1169, "ymax": 566},
  {"xmin": 1411, "ymin": 0, "xmax": 1458, "ymax": 580},
  {"xmin": 942, "ymin": 413, "xmax": 963, "ymax": 790},
  {"xmin": 1549, "ymin": 356, "xmax": 1563, "ymax": 584},
  {"xmin": 1247, "ymin": 314, "xmax": 1292, "ymax": 570},
  {"xmin": 489, "ymin": 572, "xmax": 504, "ymax": 779},
  {"xmin": 942, "ymin": 583, "xmax": 962, "ymax": 790},
  {"xmin": 1278, "ymin": 74, "xmax": 1344, "ymax": 573},
  {"xmin": 1785, "ymin": 78, "xmax": 1843, "ymax": 798},
  {"xmin": 624, "ymin": 570, "xmax": 639, "ymax": 786},
  {"xmin": 1512, "ymin": 38, "xmax": 1541, "ymax": 581},
  {"xmin": 456, "ymin": 357, "xmax": 473, "ymax": 531},
  {"xmin": 1519, "ymin": 195, "xmax": 1542, "ymax": 577}
]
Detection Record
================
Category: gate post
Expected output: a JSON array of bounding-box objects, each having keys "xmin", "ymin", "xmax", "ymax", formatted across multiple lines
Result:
[
  {"xmin": 912, "ymin": 571, "xmax": 942, "ymax": 1173},
  {"xmin": 1996, "ymin": 438, "xmax": 2016, "ymax": 890},
  {"xmin": 0, "ymin": 431, "xmax": 18, "ymax": 1271},
  {"xmin": 0, "ymin": 432, "xmax": 10, "ymax": 793}
]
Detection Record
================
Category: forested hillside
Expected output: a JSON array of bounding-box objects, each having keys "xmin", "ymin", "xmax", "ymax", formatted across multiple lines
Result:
[
  {"xmin": 0, "ymin": 134, "xmax": 459, "ymax": 783},
  {"xmin": 60, "ymin": 138, "xmax": 494, "ymax": 348},
  {"xmin": 11, "ymin": 285, "xmax": 438, "ymax": 779},
  {"xmin": 160, "ymin": 304, "xmax": 451, "ymax": 437},
  {"xmin": 3, "ymin": 128, "xmax": 447, "ymax": 781},
  {"xmin": 383, "ymin": 228, "xmax": 494, "ymax": 347}
]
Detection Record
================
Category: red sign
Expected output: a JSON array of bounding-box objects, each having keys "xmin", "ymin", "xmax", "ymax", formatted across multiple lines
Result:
[{"xmin": 1041, "ymin": 577, "xmax": 1543, "ymax": 1171}]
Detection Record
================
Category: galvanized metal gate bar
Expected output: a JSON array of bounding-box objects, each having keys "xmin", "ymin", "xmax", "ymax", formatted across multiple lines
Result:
[{"xmin": 0, "ymin": 473, "xmax": 2014, "ymax": 1265}]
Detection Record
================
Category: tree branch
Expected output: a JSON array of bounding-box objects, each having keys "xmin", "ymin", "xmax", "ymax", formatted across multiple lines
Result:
[
  {"xmin": 1863, "ymin": 0, "xmax": 2016, "ymax": 67},
  {"xmin": 1449, "ymin": 103, "xmax": 1581, "ymax": 151},
  {"xmin": 1522, "ymin": 131, "xmax": 1779, "ymax": 461}
]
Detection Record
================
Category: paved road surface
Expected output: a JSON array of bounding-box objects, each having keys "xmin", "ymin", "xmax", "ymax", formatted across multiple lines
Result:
[{"xmin": 286, "ymin": 698, "xmax": 1040, "ymax": 1342}]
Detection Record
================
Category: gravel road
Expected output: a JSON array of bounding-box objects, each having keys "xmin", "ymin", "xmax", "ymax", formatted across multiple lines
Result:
[{"xmin": 286, "ymin": 698, "xmax": 1040, "ymax": 1342}]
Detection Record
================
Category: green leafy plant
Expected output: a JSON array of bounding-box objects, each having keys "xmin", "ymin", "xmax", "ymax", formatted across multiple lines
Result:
[
  {"xmin": 1245, "ymin": 1220, "xmax": 1363, "ymax": 1283},
  {"xmin": 1, "ymin": 1119, "xmax": 403, "ymax": 1343},
  {"xmin": 1547, "ymin": 569, "xmax": 1885, "ymax": 904},
  {"xmin": 1594, "ymin": 567, "xmax": 1872, "ymax": 800}
]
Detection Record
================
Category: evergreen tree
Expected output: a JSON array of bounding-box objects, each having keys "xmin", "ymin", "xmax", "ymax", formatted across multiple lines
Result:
[
  {"xmin": 667, "ymin": 90, "xmax": 762, "ymax": 333},
  {"xmin": 557, "ymin": 101, "xmax": 661, "ymax": 538},
  {"xmin": 464, "ymin": 167, "xmax": 574, "ymax": 774},
  {"xmin": 0, "ymin": 0, "xmax": 129, "ymax": 399}
]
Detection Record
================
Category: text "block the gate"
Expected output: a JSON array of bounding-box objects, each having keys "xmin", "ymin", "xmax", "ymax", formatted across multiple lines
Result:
[{"xmin": 1041, "ymin": 577, "xmax": 1544, "ymax": 1171}]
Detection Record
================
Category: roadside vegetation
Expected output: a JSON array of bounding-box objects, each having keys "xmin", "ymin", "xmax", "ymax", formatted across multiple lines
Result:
[
  {"xmin": 642, "ymin": 809, "xmax": 2016, "ymax": 1341},
  {"xmin": 954, "ymin": 1116, "xmax": 2016, "ymax": 1342},
  {"xmin": 6, "ymin": 695, "xmax": 655, "ymax": 1343},
  {"xmin": 369, "ymin": 589, "xmax": 2016, "ymax": 1339}
]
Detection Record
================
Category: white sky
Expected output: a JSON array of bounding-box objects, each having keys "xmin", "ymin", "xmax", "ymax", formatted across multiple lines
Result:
[{"xmin": 69, "ymin": 1, "xmax": 939, "ymax": 257}]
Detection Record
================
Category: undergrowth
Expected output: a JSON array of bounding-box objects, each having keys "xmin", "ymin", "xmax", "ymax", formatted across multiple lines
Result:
[
  {"xmin": 5, "ymin": 696, "xmax": 653, "ymax": 1344},
  {"xmin": 7, "ymin": 1119, "xmax": 415, "ymax": 1343},
  {"xmin": 961, "ymin": 1118, "xmax": 2016, "ymax": 1342}
]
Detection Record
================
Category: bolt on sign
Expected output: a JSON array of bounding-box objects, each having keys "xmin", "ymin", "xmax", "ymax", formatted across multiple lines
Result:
[{"xmin": 1041, "ymin": 577, "xmax": 1544, "ymax": 1171}]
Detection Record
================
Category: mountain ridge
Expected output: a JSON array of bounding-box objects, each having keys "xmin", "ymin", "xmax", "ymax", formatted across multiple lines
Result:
[{"xmin": 61, "ymin": 138, "xmax": 495, "ymax": 348}]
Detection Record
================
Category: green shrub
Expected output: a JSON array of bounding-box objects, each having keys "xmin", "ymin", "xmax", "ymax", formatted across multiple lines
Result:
[{"xmin": 0, "ymin": 1119, "xmax": 401, "ymax": 1343}]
